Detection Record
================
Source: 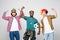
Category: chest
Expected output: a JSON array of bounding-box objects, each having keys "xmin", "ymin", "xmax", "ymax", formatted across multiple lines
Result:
[
  {"xmin": 43, "ymin": 17, "xmax": 48, "ymax": 23},
  {"xmin": 27, "ymin": 18, "xmax": 35, "ymax": 24}
]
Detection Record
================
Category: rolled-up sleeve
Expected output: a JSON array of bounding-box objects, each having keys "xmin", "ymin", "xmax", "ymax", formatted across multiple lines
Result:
[
  {"xmin": 34, "ymin": 19, "xmax": 39, "ymax": 24},
  {"xmin": 50, "ymin": 15, "xmax": 56, "ymax": 19},
  {"xmin": 2, "ymin": 12, "xmax": 9, "ymax": 21},
  {"xmin": 24, "ymin": 16, "xmax": 29, "ymax": 20}
]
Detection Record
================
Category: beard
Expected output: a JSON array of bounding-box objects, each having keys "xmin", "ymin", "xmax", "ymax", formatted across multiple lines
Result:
[
  {"xmin": 11, "ymin": 13, "xmax": 17, "ymax": 17},
  {"xmin": 11, "ymin": 14, "xmax": 17, "ymax": 17}
]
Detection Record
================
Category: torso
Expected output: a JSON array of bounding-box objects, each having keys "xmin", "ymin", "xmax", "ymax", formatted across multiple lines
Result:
[
  {"xmin": 10, "ymin": 17, "xmax": 19, "ymax": 31},
  {"xmin": 43, "ymin": 16, "xmax": 54, "ymax": 34}
]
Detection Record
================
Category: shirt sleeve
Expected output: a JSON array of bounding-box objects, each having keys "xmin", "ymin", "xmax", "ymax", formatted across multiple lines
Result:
[
  {"xmin": 49, "ymin": 15, "xmax": 56, "ymax": 19},
  {"xmin": 2, "ymin": 12, "xmax": 10, "ymax": 21},
  {"xmin": 34, "ymin": 19, "xmax": 39, "ymax": 24},
  {"xmin": 24, "ymin": 16, "xmax": 29, "ymax": 20}
]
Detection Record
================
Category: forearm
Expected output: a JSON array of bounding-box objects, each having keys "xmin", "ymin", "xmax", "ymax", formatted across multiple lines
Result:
[
  {"xmin": 2, "ymin": 11, "xmax": 9, "ymax": 20},
  {"xmin": 2, "ymin": 12, "xmax": 7, "ymax": 19},
  {"xmin": 51, "ymin": 8, "xmax": 57, "ymax": 18},
  {"xmin": 54, "ymin": 10, "xmax": 57, "ymax": 18},
  {"xmin": 38, "ymin": 23, "xmax": 40, "ymax": 32},
  {"xmin": 37, "ymin": 23, "xmax": 40, "ymax": 35},
  {"xmin": 19, "ymin": 6, "xmax": 25, "ymax": 18},
  {"xmin": 20, "ymin": 10, "xmax": 25, "ymax": 18}
]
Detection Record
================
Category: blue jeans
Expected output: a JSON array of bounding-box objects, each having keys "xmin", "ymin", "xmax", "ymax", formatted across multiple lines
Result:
[
  {"xmin": 44, "ymin": 32, "xmax": 54, "ymax": 40},
  {"xmin": 9, "ymin": 31, "xmax": 20, "ymax": 40}
]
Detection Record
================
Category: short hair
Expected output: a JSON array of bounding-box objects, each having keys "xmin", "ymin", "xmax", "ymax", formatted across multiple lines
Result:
[
  {"xmin": 29, "ymin": 10, "xmax": 34, "ymax": 13},
  {"xmin": 40, "ymin": 9, "xmax": 48, "ymax": 14}
]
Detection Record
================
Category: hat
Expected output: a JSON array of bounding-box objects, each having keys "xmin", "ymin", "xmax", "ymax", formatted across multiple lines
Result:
[
  {"xmin": 11, "ymin": 8, "xmax": 16, "ymax": 13},
  {"xmin": 40, "ymin": 9, "xmax": 48, "ymax": 15}
]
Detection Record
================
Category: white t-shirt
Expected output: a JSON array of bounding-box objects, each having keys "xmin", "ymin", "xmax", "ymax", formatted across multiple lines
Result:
[
  {"xmin": 10, "ymin": 17, "xmax": 19, "ymax": 31},
  {"xmin": 43, "ymin": 16, "xmax": 54, "ymax": 34}
]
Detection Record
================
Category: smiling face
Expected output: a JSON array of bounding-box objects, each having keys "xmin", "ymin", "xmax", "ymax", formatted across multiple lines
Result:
[
  {"xmin": 29, "ymin": 10, "xmax": 34, "ymax": 17},
  {"xmin": 11, "ymin": 13, "xmax": 17, "ymax": 17},
  {"xmin": 42, "ymin": 11, "xmax": 47, "ymax": 16},
  {"xmin": 41, "ymin": 9, "xmax": 48, "ymax": 16},
  {"xmin": 11, "ymin": 9, "xmax": 17, "ymax": 17}
]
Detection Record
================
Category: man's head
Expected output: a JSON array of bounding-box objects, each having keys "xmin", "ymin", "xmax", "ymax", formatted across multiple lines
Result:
[
  {"xmin": 11, "ymin": 8, "xmax": 17, "ymax": 17},
  {"xmin": 29, "ymin": 10, "xmax": 34, "ymax": 17},
  {"xmin": 40, "ymin": 9, "xmax": 48, "ymax": 16}
]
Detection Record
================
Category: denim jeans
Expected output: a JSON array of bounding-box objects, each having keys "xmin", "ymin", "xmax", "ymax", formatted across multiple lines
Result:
[
  {"xmin": 44, "ymin": 32, "xmax": 54, "ymax": 40},
  {"xmin": 9, "ymin": 31, "xmax": 20, "ymax": 40}
]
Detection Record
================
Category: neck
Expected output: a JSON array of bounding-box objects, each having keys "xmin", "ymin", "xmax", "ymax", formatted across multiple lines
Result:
[
  {"xmin": 30, "ymin": 16, "xmax": 33, "ymax": 18},
  {"xmin": 44, "ymin": 14, "xmax": 47, "ymax": 17},
  {"xmin": 11, "ymin": 15, "xmax": 16, "ymax": 17}
]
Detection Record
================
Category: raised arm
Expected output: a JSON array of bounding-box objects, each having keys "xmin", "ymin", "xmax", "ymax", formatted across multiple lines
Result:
[
  {"xmin": 50, "ymin": 8, "xmax": 57, "ymax": 19},
  {"xmin": 2, "ymin": 10, "xmax": 9, "ymax": 21},
  {"xmin": 18, "ymin": 6, "xmax": 25, "ymax": 18}
]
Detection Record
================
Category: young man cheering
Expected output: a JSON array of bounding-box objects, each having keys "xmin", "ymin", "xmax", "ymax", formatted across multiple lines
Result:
[
  {"xmin": 40, "ymin": 8, "xmax": 57, "ymax": 40},
  {"xmin": 19, "ymin": 6, "xmax": 40, "ymax": 40},
  {"xmin": 2, "ymin": 8, "xmax": 23, "ymax": 40}
]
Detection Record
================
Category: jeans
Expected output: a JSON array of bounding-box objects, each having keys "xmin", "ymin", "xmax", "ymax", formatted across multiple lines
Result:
[
  {"xmin": 9, "ymin": 31, "xmax": 20, "ymax": 40},
  {"xmin": 23, "ymin": 30, "xmax": 36, "ymax": 40},
  {"xmin": 44, "ymin": 32, "xmax": 54, "ymax": 40}
]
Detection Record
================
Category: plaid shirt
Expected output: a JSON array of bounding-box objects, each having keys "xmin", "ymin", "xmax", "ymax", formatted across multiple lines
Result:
[{"xmin": 2, "ymin": 12, "xmax": 22, "ymax": 32}]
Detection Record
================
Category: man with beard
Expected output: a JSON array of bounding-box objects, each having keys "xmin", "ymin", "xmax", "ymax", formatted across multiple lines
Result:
[{"xmin": 2, "ymin": 8, "xmax": 23, "ymax": 40}]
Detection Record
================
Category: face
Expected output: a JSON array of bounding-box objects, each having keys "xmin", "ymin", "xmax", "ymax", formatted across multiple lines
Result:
[
  {"xmin": 42, "ymin": 11, "xmax": 47, "ymax": 16},
  {"xmin": 29, "ymin": 11, "xmax": 34, "ymax": 17},
  {"xmin": 11, "ymin": 10, "xmax": 17, "ymax": 17},
  {"xmin": 11, "ymin": 13, "xmax": 17, "ymax": 17}
]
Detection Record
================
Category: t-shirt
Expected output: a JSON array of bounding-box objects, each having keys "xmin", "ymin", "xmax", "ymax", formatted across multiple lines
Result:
[
  {"xmin": 43, "ymin": 16, "xmax": 54, "ymax": 34},
  {"xmin": 24, "ymin": 16, "xmax": 39, "ymax": 31},
  {"xmin": 10, "ymin": 17, "xmax": 19, "ymax": 31}
]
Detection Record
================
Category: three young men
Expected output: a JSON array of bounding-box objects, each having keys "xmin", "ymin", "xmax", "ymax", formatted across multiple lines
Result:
[{"xmin": 2, "ymin": 6, "xmax": 57, "ymax": 40}]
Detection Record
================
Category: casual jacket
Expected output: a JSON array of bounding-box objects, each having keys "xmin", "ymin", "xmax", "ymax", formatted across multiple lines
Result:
[
  {"xmin": 2, "ymin": 12, "xmax": 23, "ymax": 32},
  {"xmin": 41, "ymin": 15, "xmax": 56, "ymax": 34}
]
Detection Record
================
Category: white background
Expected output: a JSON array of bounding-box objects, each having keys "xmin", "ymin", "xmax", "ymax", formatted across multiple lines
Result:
[{"xmin": 0, "ymin": 0, "xmax": 60, "ymax": 40}]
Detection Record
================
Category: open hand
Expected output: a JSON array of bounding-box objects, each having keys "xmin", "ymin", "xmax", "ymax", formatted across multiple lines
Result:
[
  {"xmin": 18, "ymin": 6, "xmax": 25, "ymax": 11},
  {"xmin": 21, "ymin": 6, "xmax": 25, "ymax": 10}
]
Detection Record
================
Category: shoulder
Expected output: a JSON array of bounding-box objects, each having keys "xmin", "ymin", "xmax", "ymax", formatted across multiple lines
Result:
[
  {"xmin": 25, "ymin": 16, "xmax": 30, "ymax": 18},
  {"xmin": 33, "ymin": 18, "xmax": 38, "ymax": 21}
]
